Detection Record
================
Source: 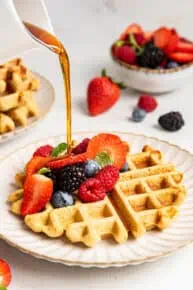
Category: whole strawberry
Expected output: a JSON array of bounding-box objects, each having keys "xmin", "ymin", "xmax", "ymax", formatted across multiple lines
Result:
[{"xmin": 87, "ymin": 69, "xmax": 126, "ymax": 116}]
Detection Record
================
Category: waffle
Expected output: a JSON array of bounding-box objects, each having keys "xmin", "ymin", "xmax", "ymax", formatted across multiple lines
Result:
[
  {"xmin": 0, "ymin": 58, "xmax": 40, "ymax": 134},
  {"xmin": 112, "ymin": 145, "xmax": 186, "ymax": 237},
  {"xmin": 8, "ymin": 145, "xmax": 186, "ymax": 247}
]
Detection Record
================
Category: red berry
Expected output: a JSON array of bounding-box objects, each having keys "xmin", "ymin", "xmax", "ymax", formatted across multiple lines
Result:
[
  {"xmin": 48, "ymin": 153, "xmax": 87, "ymax": 169},
  {"xmin": 87, "ymin": 77, "xmax": 120, "ymax": 116},
  {"xmin": 134, "ymin": 33, "xmax": 146, "ymax": 45},
  {"xmin": 0, "ymin": 259, "xmax": 12, "ymax": 287},
  {"xmin": 33, "ymin": 145, "xmax": 53, "ymax": 157},
  {"xmin": 26, "ymin": 156, "xmax": 52, "ymax": 176},
  {"xmin": 138, "ymin": 95, "xmax": 158, "ymax": 113},
  {"xmin": 95, "ymin": 165, "xmax": 119, "ymax": 192},
  {"xmin": 78, "ymin": 178, "xmax": 106, "ymax": 203},
  {"xmin": 72, "ymin": 138, "xmax": 90, "ymax": 154},
  {"xmin": 86, "ymin": 133, "xmax": 128, "ymax": 169},
  {"xmin": 21, "ymin": 174, "xmax": 53, "ymax": 216},
  {"xmin": 115, "ymin": 45, "xmax": 136, "ymax": 65}
]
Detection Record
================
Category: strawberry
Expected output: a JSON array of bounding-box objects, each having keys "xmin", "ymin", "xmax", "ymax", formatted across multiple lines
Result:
[
  {"xmin": 175, "ymin": 40, "xmax": 193, "ymax": 53},
  {"xmin": 168, "ymin": 52, "xmax": 193, "ymax": 63},
  {"xmin": 87, "ymin": 69, "xmax": 125, "ymax": 116},
  {"xmin": 164, "ymin": 29, "xmax": 179, "ymax": 54},
  {"xmin": 120, "ymin": 23, "xmax": 143, "ymax": 41},
  {"xmin": 0, "ymin": 259, "xmax": 11, "ymax": 287},
  {"xmin": 33, "ymin": 145, "xmax": 53, "ymax": 157},
  {"xmin": 48, "ymin": 153, "xmax": 87, "ymax": 169},
  {"xmin": 133, "ymin": 33, "xmax": 146, "ymax": 45},
  {"xmin": 115, "ymin": 45, "xmax": 136, "ymax": 64},
  {"xmin": 144, "ymin": 31, "xmax": 154, "ymax": 43},
  {"xmin": 154, "ymin": 27, "xmax": 172, "ymax": 49},
  {"xmin": 25, "ymin": 156, "xmax": 52, "ymax": 176},
  {"xmin": 86, "ymin": 133, "xmax": 128, "ymax": 169},
  {"xmin": 21, "ymin": 174, "xmax": 53, "ymax": 216}
]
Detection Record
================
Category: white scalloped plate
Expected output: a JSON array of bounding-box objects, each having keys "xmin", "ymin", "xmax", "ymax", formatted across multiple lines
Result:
[
  {"xmin": 1, "ymin": 131, "xmax": 193, "ymax": 268},
  {"xmin": 0, "ymin": 72, "xmax": 55, "ymax": 143}
]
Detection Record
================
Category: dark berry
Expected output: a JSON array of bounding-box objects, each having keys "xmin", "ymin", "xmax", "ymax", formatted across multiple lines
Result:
[
  {"xmin": 138, "ymin": 43, "xmax": 165, "ymax": 69},
  {"xmin": 51, "ymin": 191, "xmax": 75, "ymax": 208},
  {"xmin": 84, "ymin": 160, "xmax": 100, "ymax": 177},
  {"xmin": 120, "ymin": 162, "xmax": 130, "ymax": 172},
  {"xmin": 158, "ymin": 111, "xmax": 185, "ymax": 132},
  {"xmin": 58, "ymin": 163, "xmax": 86, "ymax": 193},
  {"xmin": 132, "ymin": 108, "xmax": 146, "ymax": 122},
  {"xmin": 167, "ymin": 61, "xmax": 179, "ymax": 69},
  {"xmin": 72, "ymin": 138, "xmax": 90, "ymax": 155}
]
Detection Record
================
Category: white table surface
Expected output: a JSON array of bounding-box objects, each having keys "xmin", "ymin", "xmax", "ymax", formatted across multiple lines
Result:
[{"xmin": 1, "ymin": 0, "xmax": 193, "ymax": 289}]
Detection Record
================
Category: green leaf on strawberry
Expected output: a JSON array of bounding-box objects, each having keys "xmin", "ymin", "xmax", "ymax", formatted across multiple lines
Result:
[
  {"xmin": 95, "ymin": 152, "xmax": 113, "ymax": 168},
  {"xmin": 0, "ymin": 285, "xmax": 7, "ymax": 290},
  {"xmin": 129, "ymin": 33, "xmax": 144, "ymax": 55},
  {"xmin": 51, "ymin": 143, "xmax": 67, "ymax": 157},
  {"xmin": 37, "ymin": 167, "xmax": 51, "ymax": 175},
  {"xmin": 115, "ymin": 40, "xmax": 126, "ymax": 47}
]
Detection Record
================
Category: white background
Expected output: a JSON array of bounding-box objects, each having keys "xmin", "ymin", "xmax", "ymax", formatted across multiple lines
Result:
[{"xmin": 1, "ymin": 0, "xmax": 193, "ymax": 289}]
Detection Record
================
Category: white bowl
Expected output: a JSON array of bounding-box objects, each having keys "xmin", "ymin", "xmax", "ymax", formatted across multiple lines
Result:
[{"xmin": 110, "ymin": 47, "xmax": 193, "ymax": 94}]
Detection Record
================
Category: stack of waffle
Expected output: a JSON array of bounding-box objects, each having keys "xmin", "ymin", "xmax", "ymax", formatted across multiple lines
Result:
[
  {"xmin": 0, "ymin": 58, "xmax": 40, "ymax": 134},
  {"xmin": 8, "ymin": 145, "xmax": 186, "ymax": 247}
]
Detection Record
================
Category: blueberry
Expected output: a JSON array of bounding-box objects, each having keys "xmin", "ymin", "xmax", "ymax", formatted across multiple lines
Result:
[
  {"xmin": 132, "ymin": 108, "xmax": 146, "ymax": 122},
  {"xmin": 51, "ymin": 191, "xmax": 74, "ymax": 208},
  {"xmin": 167, "ymin": 61, "xmax": 179, "ymax": 69},
  {"xmin": 120, "ymin": 162, "xmax": 130, "ymax": 172},
  {"xmin": 84, "ymin": 160, "xmax": 100, "ymax": 177}
]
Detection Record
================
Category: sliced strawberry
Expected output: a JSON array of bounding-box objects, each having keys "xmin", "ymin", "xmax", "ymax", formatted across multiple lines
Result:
[
  {"xmin": 33, "ymin": 145, "xmax": 53, "ymax": 157},
  {"xmin": 164, "ymin": 29, "xmax": 179, "ymax": 54},
  {"xmin": 120, "ymin": 23, "xmax": 143, "ymax": 41},
  {"xmin": 0, "ymin": 259, "xmax": 12, "ymax": 287},
  {"xmin": 21, "ymin": 174, "xmax": 53, "ymax": 216},
  {"xmin": 143, "ymin": 31, "xmax": 154, "ymax": 43},
  {"xmin": 25, "ymin": 156, "xmax": 52, "ymax": 176},
  {"xmin": 168, "ymin": 52, "xmax": 193, "ymax": 63},
  {"xmin": 175, "ymin": 41, "xmax": 193, "ymax": 53},
  {"xmin": 154, "ymin": 27, "xmax": 172, "ymax": 49},
  {"xmin": 86, "ymin": 133, "xmax": 128, "ymax": 169},
  {"xmin": 48, "ymin": 153, "xmax": 87, "ymax": 169}
]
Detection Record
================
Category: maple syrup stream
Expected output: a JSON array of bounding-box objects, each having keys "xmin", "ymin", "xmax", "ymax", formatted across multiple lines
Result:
[{"xmin": 24, "ymin": 22, "xmax": 72, "ymax": 152}]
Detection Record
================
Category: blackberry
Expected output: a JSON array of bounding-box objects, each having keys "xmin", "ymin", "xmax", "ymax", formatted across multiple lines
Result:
[
  {"xmin": 58, "ymin": 163, "xmax": 86, "ymax": 193},
  {"xmin": 44, "ymin": 170, "xmax": 58, "ymax": 191},
  {"xmin": 138, "ymin": 43, "xmax": 165, "ymax": 69},
  {"xmin": 158, "ymin": 112, "xmax": 185, "ymax": 131}
]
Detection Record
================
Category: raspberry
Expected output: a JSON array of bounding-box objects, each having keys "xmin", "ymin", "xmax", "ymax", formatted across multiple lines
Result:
[
  {"xmin": 138, "ymin": 95, "xmax": 158, "ymax": 112},
  {"xmin": 115, "ymin": 45, "xmax": 136, "ymax": 65},
  {"xmin": 72, "ymin": 138, "xmax": 90, "ymax": 155},
  {"xmin": 95, "ymin": 165, "xmax": 119, "ymax": 192},
  {"xmin": 78, "ymin": 178, "xmax": 106, "ymax": 203},
  {"xmin": 33, "ymin": 145, "xmax": 53, "ymax": 157}
]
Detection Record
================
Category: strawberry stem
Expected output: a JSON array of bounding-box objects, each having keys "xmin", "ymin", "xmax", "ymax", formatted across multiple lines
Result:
[
  {"xmin": 129, "ymin": 33, "xmax": 144, "ymax": 55},
  {"xmin": 101, "ymin": 69, "xmax": 127, "ymax": 89}
]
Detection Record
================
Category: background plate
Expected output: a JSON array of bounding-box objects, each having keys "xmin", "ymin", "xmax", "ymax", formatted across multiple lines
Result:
[
  {"xmin": 0, "ymin": 132, "xmax": 193, "ymax": 268},
  {"xmin": 0, "ymin": 72, "xmax": 55, "ymax": 143}
]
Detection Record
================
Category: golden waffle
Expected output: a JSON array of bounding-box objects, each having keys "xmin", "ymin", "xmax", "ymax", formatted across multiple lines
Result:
[
  {"xmin": 112, "ymin": 145, "xmax": 186, "ymax": 237},
  {"xmin": 0, "ymin": 113, "xmax": 15, "ymax": 133},
  {"xmin": 0, "ymin": 58, "xmax": 40, "ymax": 133},
  {"xmin": 8, "ymin": 145, "xmax": 186, "ymax": 247}
]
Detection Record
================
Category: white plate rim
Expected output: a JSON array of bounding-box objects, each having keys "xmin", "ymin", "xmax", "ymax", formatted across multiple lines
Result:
[{"xmin": 0, "ymin": 130, "xmax": 193, "ymax": 268}]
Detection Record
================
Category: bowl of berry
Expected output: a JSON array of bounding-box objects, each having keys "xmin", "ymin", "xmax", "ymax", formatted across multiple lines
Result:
[{"xmin": 111, "ymin": 23, "xmax": 193, "ymax": 93}]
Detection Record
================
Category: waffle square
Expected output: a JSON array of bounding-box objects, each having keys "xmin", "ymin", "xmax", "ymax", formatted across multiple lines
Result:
[
  {"xmin": 0, "ymin": 58, "xmax": 40, "ymax": 133},
  {"xmin": 112, "ymin": 145, "xmax": 186, "ymax": 237}
]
